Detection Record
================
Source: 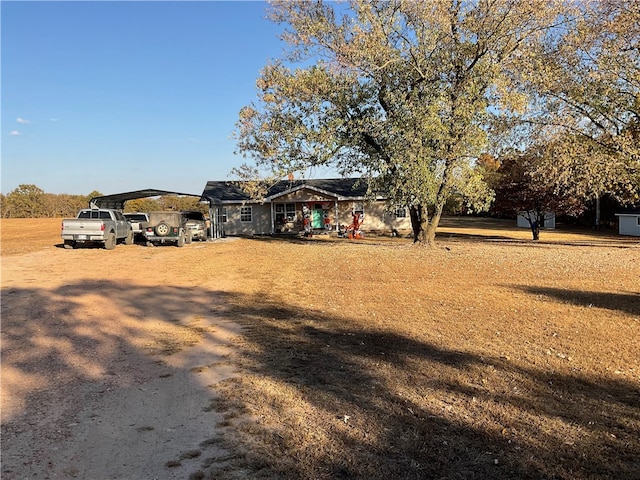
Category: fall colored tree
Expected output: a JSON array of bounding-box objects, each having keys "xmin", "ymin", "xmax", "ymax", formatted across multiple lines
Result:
[
  {"xmin": 3, "ymin": 184, "xmax": 46, "ymax": 218},
  {"xmin": 491, "ymin": 148, "xmax": 587, "ymax": 240},
  {"xmin": 509, "ymin": 0, "xmax": 639, "ymax": 206}
]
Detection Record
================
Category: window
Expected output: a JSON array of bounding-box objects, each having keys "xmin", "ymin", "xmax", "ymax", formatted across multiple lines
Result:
[
  {"xmin": 221, "ymin": 207, "xmax": 227, "ymax": 223},
  {"xmin": 637, "ymin": 216, "xmax": 640, "ymax": 226},
  {"xmin": 240, "ymin": 206, "xmax": 252, "ymax": 222},
  {"xmin": 394, "ymin": 207, "xmax": 407, "ymax": 218},
  {"xmin": 275, "ymin": 203, "xmax": 296, "ymax": 224},
  {"xmin": 353, "ymin": 202, "xmax": 364, "ymax": 215}
]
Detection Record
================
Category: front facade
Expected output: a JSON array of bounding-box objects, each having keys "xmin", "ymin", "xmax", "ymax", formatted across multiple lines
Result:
[{"xmin": 200, "ymin": 178, "xmax": 412, "ymax": 238}]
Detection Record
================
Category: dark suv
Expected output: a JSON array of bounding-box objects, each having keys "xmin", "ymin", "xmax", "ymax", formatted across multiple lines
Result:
[
  {"xmin": 144, "ymin": 211, "xmax": 190, "ymax": 247},
  {"xmin": 183, "ymin": 210, "xmax": 208, "ymax": 241}
]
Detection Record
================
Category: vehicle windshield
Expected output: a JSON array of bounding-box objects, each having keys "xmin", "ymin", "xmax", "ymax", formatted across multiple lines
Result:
[{"xmin": 183, "ymin": 212, "xmax": 205, "ymax": 221}]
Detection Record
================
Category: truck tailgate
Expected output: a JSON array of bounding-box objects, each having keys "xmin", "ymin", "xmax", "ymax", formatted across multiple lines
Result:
[{"xmin": 62, "ymin": 219, "xmax": 105, "ymax": 236}]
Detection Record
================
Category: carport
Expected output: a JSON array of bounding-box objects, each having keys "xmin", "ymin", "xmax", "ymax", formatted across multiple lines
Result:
[
  {"xmin": 89, "ymin": 189, "xmax": 221, "ymax": 239},
  {"xmin": 89, "ymin": 189, "xmax": 200, "ymax": 210}
]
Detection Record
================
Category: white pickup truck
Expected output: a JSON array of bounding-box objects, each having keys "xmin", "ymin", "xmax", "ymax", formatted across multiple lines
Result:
[
  {"xmin": 123, "ymin": 212, "xmax": 150, "ymax": 240},
  {"xmin": 61, "ymin": 208, "xmax": 133, "ymax": 250}
]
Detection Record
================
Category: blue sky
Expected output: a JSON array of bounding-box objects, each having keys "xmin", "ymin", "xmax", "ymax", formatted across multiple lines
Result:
[{"xmin": 2, "ymin": 1, "xmax": 319, "ymax": 195}]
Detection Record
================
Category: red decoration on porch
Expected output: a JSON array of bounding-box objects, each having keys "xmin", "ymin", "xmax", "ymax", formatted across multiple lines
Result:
[{"xmin": 346, "ymin": 211, "xmax": 364, "ymax": 239}]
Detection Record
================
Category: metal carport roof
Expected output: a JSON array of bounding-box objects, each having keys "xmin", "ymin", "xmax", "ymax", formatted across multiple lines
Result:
[{"xmin": 89, "ymin": 189, "xmax": 201, "ymax": 210}]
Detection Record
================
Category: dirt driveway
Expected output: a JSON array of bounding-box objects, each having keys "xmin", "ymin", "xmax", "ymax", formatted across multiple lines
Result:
[{"xmin": 2, "ymin": 219, "xmax": 245, "ymax": 480}]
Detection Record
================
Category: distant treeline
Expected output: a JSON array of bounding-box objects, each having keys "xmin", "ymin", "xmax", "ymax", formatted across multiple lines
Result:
[{"xmin": 0, "ymin": 184, "xmax": 207, "ymax": 219}]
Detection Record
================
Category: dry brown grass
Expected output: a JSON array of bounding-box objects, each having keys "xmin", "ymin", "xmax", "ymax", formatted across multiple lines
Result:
[
  {"xmin": 2, "ymin": 217, "xmax": 639, "ymax": 479},
  {"xmin": 192, "ymin": 220, "xmax": 639, "ymax": 480}
]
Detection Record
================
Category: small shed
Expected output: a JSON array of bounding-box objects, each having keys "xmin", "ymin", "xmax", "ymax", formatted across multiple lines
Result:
[
  {"xmin": 517, "ymin": 211, "xmax": 556, "ymax": 229},
  {"xmin": 615, "ymin": 208, "xmax": 640, "ymax": 237}
]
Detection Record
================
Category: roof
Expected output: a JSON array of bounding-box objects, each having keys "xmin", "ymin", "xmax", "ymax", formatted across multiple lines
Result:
[
  {"xmin": 200, "ymin": 178, "xmax": 372, "ymax": 204},
  {"xmin": 90, "ymin": 189, "xmax": 201, "ymax": 210},
  {"xmin": 615, "ymin": 207, "xmax": 640, "ymax": 216}
]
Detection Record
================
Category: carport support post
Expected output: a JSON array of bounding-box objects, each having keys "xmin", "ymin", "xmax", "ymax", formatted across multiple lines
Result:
[{"xmin": 209, "ymin": 205, "xmax": 215, "ymax": 238}]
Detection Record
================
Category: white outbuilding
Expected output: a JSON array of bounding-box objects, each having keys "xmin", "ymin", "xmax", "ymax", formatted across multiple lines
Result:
[
  {"xmin": 615, "ymin": 208, "xmax": 640, "ymax": 237},
  {"xmin": 517, "ymin": 211, "xmax": 556, "ymax": 229}
]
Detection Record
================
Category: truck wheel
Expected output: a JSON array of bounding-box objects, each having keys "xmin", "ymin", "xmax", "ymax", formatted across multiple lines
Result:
[
  {"xmin": 63, "ymin": 240, "xmax": 76, "ymax": 249},
  {"xmin": 124, "ymin": 230, "xmax": 134, "ymax": 245},
  {"xmin": 177, "ymin": 231, "xmax": 185, "ymax": 247},
  {"xmin": 155, "ymin": 223, "xmax": 170, "ymax": 236},
  {"xmin": 105, "ymin": 232, "xmax": 116, "ymax": 250}
]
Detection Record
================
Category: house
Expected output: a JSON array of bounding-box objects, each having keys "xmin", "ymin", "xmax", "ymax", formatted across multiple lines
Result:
[
  {"xmin": 615, "ymin": 208, "xmax": 640, "ymax": 237},
  {"xmin": 199, "ymin": 178, "xmax": 412, "ymax": 238}
]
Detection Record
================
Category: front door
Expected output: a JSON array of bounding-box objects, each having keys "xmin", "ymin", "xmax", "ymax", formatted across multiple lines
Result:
[{"xmin": 312, "ymin": 207, "xmax": 324, "ymax": 229}]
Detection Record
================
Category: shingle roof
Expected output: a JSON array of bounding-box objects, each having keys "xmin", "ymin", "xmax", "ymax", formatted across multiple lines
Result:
[
  {"xmin": 200, "ymin": 178, "xmax": 372, "ymax": 203},
  {"xmin": 615, "ymin": 206, "xmax": 640, "ymax": 215}
]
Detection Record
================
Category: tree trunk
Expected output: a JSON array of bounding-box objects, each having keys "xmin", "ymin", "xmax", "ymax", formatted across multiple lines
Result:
[
  {"xmin": 423, "ymin": 197, "xmax": 446, "ymax": 247},
  {"xmin": 530, "ymin": 221, "xmax": 540, "ymax": 241},
  {"xmin": 409, "ymin": 205, "xmax": 427, "ymax": 243},
  {"xmin": 410, "ymin": 200, "xmax": 445, "ymax": 247},
  {"xmin": 526, "ymin": 210, "xmax": 542, "ymax": 240}
]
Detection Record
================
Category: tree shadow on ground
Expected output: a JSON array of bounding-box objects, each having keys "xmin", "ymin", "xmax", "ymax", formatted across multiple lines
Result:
[
  {"xmin": 3, "ymin": 281, "xmax": 638, "ymax": 480},
  {"xmin": 512, "ymin": 285, "xmax": 640, "ymax": 316},
  {"xmin": 208, "ymin": 291, "xmax": 640, "ymax": 480}
]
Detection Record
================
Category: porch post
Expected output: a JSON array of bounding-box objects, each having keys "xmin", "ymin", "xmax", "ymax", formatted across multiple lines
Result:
[
  {"xmin": 270, "ymin": 202, "xmax": 275, "ymax": 235},
  {"xmin": 334, "ymin": 200, "xmax": 339, "ymax": 232}
]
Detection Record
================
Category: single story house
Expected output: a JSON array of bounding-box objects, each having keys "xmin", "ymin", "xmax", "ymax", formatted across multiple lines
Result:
[
  {"xmin": 199, "ymin": 178, "xmax": 412, "ymax": 238},
  {"xmin": 615, "ymin": 208, "xmax": 640, "ymax": 237}
]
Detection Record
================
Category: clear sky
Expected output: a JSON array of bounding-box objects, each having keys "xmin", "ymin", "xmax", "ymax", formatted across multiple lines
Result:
[{"xmin": 1, "ymin": 0, "xmax": 312, "ymax": 196}]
